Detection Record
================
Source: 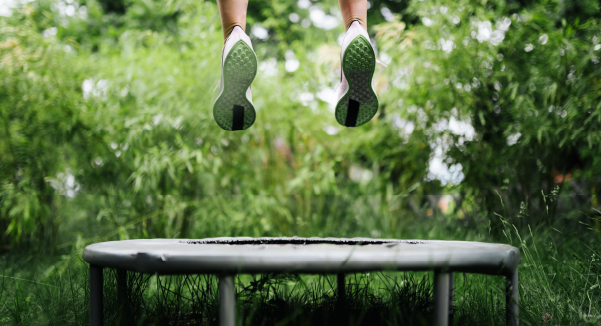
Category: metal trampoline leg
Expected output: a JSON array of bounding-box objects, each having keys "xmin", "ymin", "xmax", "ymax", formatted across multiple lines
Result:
[
  {"xmin": 506, "ymin": 269, "xmax": 519, "ymax": 326},
  {"xmin": 337, "ymin": 273, "xmax": 345, "ymax": 302},
  {"xmin": 449, "ymin": 272, "xmax": 454, "ymax": 324},
  {"xmin": 219, "ymin": 274, "xmax": 236, "ymax": 326},
  {"xmin": 117, "ymin": 269, "xmax": 128, "ymax": 323},
  {"xmin": 433, "ymin": 271, "xmax": 450, "ymax": 326},
  {"xmin": 89, "ymin": 264, "xmax": 103, "ymax": 326}
]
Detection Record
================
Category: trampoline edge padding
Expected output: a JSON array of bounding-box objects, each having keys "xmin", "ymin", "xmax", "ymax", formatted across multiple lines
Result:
[{"xmin": 82, "ymin": 237, "xmax": 520, "ymax": 276}]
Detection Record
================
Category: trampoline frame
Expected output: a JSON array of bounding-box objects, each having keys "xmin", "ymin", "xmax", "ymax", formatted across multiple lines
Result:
[{"xmin": 84, "ymin": 237, "xmax": 519, "ymax": 326}]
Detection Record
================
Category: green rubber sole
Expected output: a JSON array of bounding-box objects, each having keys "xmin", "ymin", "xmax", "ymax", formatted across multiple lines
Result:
[
  {"xmin": 335, "ymin": 35, "xmax": 378, "ymax": 127},
  {"xmin": 213, "ymin": 40, "xmax": 257, "ymax": 131}
]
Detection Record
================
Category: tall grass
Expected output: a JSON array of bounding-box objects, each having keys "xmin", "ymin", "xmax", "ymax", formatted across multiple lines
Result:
[{"xmin": 1, "ymin": 197, "xmax": 599, "ymax": 325}]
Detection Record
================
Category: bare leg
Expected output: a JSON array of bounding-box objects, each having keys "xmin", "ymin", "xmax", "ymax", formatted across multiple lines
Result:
[
  {"xmin": 216, "ymin": 0, "xmax": 248, "ymax": 42},
  {"xmin": 338, "ymin": 0, "xmax": 367, "ymax": 29}
]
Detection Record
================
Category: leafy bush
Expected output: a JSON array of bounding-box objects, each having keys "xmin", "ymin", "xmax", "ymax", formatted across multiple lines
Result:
[
  {"xmin": 375, "ymin": 0, "xmax": 601, "ymax": 230},
  {"xmin": 1, "ymin": 0, "xmax": 600, "ymax": 247}
]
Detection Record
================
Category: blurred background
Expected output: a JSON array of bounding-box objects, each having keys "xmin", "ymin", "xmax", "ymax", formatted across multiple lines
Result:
[
  {"xmin": 1, "ymin": 0, "xmax": 600, "ymax": 248},
  {"xmin": 0, "ymin": 0, "xmax": 600, "ymax": 323}
]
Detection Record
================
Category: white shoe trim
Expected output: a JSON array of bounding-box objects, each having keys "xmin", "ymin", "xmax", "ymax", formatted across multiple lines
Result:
[{"xmin": 216, "ymin": 26, "xmax": 255, "ymax": 102}]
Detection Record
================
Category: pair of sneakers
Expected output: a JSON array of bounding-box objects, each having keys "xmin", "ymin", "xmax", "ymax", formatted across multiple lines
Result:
[{"xmin": 213, "ymin": 20, "xmax": 380, "ymax": 131}]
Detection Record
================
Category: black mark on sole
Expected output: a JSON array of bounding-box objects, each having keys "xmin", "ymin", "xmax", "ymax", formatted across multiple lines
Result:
[
  {"xmin": 232, "ymin": 105, "xmax": 245, "ymax": 130},
  {"xmin": 345, "ymin": 99, "xmax": 360, "ymax": 127}
]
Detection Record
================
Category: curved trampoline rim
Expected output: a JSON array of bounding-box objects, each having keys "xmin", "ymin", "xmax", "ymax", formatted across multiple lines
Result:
[{"xmin": 82, "ymin": 237, "xmax": 520, "ymax": 276}]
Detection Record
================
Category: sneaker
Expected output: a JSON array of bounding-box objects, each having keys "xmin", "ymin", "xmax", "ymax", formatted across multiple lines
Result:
[
  {"xmin": 335, "ymin": 20, "xmax": 378, "ymax": 127},
  {"xmin": 213, "ymin": 26, "xmax": 258, "ymax": 131}
]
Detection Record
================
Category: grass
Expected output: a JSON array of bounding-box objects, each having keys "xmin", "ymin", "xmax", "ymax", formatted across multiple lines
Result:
[{"xmin": 0, "ymin": 199, "xmax": 600, "ymax": 326}]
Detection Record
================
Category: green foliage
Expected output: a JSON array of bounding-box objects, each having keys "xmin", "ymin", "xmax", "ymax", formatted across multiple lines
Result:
[
  {"xmin": 0, "ymin": 0, "xmax": 600, "ymax": 246},
  {"xmin": 376, "ymin": 0, "xmax": 601, "ymax": 229},
  {"xmin": 0, "ymin": 17, "xmax": 91, "ymax": 246},
  {"xmin": 2, "ymin": 0, "xmax": 426, "ymax": 246}
]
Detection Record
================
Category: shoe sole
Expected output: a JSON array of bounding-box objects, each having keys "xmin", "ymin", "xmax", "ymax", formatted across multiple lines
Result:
[
  {"xmin": 335, "ymin": 35, "xmax": 378, "ymax": 127},
  {"xmin": 213, "ymin": 40, "xmax": 257, "ymax": 131}
]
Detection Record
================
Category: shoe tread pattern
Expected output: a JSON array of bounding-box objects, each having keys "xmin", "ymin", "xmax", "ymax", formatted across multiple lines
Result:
[
  {"xmin": 335, "ymin": 36, "xmax": 378, "ymax": 127},
  {"xmin": 213, "ymin": 40, "xmax": 257, "ymax": 131}
]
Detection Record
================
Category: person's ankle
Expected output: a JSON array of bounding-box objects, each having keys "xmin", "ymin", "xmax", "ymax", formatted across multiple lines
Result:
[
  {"xmin": 223, "ymin": 24, "xmax": 246, "ymax": 44},
  {"xmin": 346, "ymin": 19, "xmax": 366, "ymax": 31}
]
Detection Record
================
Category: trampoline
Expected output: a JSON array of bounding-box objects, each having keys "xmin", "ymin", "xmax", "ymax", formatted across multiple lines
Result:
[{"xmin": 83, "ymin": 237, "xmax": 520, "ymax": 326}]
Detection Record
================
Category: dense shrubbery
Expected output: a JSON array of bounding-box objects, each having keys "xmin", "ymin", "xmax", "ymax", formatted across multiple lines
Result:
[
  {"xmin": 1, "ymin": 0, "xmax": 600, "ymax": 248},
  {"xmin": 377, "ymin": 0, "xmax": 601, "ymax": 230}
]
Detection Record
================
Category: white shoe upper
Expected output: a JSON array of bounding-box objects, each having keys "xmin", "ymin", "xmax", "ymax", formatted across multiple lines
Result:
[
  {"xmin": 217, "ymin": 26, "xmax": 254, "ymax": 103},
  {"xmin": 335, "ymin": 21, "xmax": 374, "ymax": 102}
]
